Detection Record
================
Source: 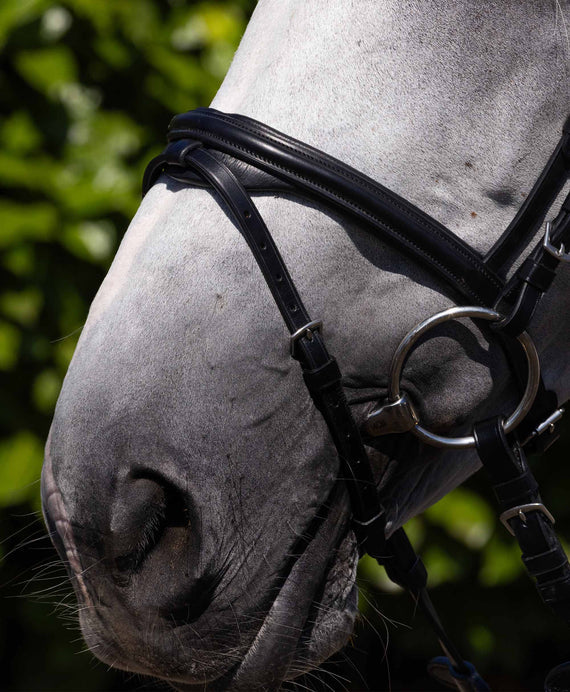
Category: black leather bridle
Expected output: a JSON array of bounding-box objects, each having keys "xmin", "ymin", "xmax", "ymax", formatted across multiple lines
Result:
[{"xmin": 143, "ymin": 108, "xmax": 570, "ymax": 691}]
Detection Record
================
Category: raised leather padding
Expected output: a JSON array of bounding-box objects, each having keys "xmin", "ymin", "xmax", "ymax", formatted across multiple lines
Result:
[{"xmin": 165, "ymin": 108, "xmax": 505, "ymax": 306}]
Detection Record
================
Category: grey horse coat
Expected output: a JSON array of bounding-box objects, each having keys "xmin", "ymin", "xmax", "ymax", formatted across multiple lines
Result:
[{"xmin": 42, "ymin": 1, "xmax": 570, "ymax": 688}]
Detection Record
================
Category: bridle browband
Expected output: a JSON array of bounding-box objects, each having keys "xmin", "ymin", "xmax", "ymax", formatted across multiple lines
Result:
[{"xmin": 143, "ymin": 108, "xmax": 570, "ymax": 691}]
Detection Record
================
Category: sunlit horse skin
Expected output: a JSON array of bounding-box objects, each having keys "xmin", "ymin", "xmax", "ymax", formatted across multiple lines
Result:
[{"xmin": 42, "ymin": 1, "xmax": 570, "ymax": 688}]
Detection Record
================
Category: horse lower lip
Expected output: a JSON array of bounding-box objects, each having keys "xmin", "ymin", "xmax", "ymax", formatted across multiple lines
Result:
[{"xmin": 223, "ymin": 525, "xmax": 357, "ymax": 690}]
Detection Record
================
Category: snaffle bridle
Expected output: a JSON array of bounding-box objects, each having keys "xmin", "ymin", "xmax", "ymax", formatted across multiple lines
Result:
[{"xmin": 143, "ymin": 108, "xmax": 570, "ymax": 691}]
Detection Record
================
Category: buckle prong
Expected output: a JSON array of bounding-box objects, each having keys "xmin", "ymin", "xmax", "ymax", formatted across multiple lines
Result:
[{"xmin": 290, "ymin": 320, "xmax": 323, "ymax": 356}]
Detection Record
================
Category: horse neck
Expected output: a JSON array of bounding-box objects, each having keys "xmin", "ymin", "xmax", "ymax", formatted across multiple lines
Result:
[{"xmin": 213, "ymin": 0, "xmax": 570, "ymax": 253}]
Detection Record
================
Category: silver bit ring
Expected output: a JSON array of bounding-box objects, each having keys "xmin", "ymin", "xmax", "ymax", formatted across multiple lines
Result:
[{"xmin": 388, "ymin": 306, "xmax": 541, "ymax": 449}]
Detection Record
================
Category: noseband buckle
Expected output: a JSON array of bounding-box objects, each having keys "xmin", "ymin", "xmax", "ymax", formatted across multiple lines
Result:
[
  {"xmin": 500, "ymin": 502, "xmax": 556, "ymax": 536},
  {"xmin": 290, "ymin": 320, "xmax": 323, "ymax": 357}
]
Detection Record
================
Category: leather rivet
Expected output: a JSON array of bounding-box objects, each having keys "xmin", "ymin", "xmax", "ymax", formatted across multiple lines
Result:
[{"xmin": 244, "ymin": 210, "xmax": 251, "ymax": 218}]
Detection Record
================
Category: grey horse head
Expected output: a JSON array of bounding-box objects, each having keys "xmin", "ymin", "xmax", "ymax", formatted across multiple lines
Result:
[{"xmin": 42, "ymin": 1, "xmax": 570, "ymax": 688}]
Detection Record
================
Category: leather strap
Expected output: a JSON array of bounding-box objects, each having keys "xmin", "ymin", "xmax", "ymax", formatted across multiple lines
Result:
[
  {"xmin": 147, "ymin": 141, "xmax": 489, "ymax": 688},
  {"xmin": 484, "ymin": 115, "xmax": 570, "ymax": 275},
  {"xmin": 168, "ymin": 142, "xmax": 387, "ymax": 542},
  {"xmin": 474, "ymin": 417, "xmax": 570, "ymax": 624},
  {"xmin": 156, "ymin": 108, "xmax": 504, "ymax": 307},
  {"xmin": 493, "ymin": 188, "xmax": 570, "ymax": 337}
]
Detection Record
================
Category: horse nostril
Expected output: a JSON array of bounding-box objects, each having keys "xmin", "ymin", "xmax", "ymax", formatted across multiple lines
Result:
[{"xmin": 109, "ymin": 476, "xmax": 171, "ymax": 573}]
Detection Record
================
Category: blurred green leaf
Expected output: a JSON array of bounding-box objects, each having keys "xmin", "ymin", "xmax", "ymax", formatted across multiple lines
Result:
[
  {"xmin": 479, "ymin": 534, "xmax": 523, "ymax": 586},
  {"xmin": 203, "ymin": 40, "xmax": 237, "ymax": 78},
  {"xmin": 425, "ymin": 487, "xmax": 494, "ymax": 549},
  {"xmin": 53, "ymin": 336, "xmax": 78, "ymax": 372},
  {"xmin": 148, "ymin": 46, "xmax": 208, "ymax": 92},
  {"xmin": 0, "ymin": 320, "xmax": 21, "ymax": 370},
  {"xmin": 1, "ymin": 111, "xmax": 43, "ymax": 154},
  {"xmin": 146, "ymin": 72, "xmax": 201, "ymax": 113},
  {"xmin": 32, "ymin": 369, "xmax": 62, "ymax": 414},
  {"xmin": 1, "ymin": 244, "xmax": 35, "ymax": 277},
  {"xmin": 57, "ymin": 289, "xmax": 86, "ymax": 336},
  {"xmin": 468, "ymin": 624, "xmax": 495, "ymax": 656},
  {"xmin": 423, "ymin": 544, "xmax": 466, "ymax": 586},
  {"xmin": 0, "ymin": 152, "xmax": 58, "ymax": 193},
  {"xmin": 94, "ymin": 36, "xmax": 132, "ymax": 68},
  {"xmin": 0, "ymin": 201, "xmax": 58, "ymax": 247},
  {"xmin": 0, "ymin": 0, "xmax": 48, "ymax": 50},
  {"xmin": 198, "ymin": 3, "xmax": 244, "ymax": 42},
  {"xmin": 170, "ymin": 3, "xmax": 244, "ymax": 50},
  {"xmin": 0, "ymin": 431, "xmax": 43, "ymax": 507},
  {"xmin": 28, "ymin": 334, "xmax": 51, "ymax": 362},
  {"xmin": 0, "ymin": 288, "xmax": 43, "ymax": 327},
  {"xmin": 62, "ymin": 220, "xmax": 116, "ymax": 263},
  {"xmin": 15, "ymin": 45, "xmax": 78, "ymax": 97}
]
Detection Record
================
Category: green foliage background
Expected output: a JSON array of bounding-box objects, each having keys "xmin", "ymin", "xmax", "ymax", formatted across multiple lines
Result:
[{"xmin": 1, "ymin": 2, "xmax": 569, "ymax": 690}]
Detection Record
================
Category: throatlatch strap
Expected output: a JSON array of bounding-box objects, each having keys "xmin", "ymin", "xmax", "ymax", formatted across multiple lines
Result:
[{"xmin": 473, "ymin": 417, "xmax": 570, "ymax": 624}]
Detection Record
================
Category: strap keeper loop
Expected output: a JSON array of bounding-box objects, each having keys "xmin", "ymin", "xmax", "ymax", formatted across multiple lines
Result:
[
  {"xmin": 382, "ymin": 528, "xmax": 428, "ymax": 592},
  {"xmin": 523, "ymin": 546, "xmax": 569, "ymax": 578},
  {"xmin": 302, "ymin": 357, "xmax": 342, "ymax": 396},
  {"xmin": 492, "ymin": 470, "xmax": 539, "ymax": 508},
  {"xmin": 516, "ymin": 256, "xmax": 558, "ymax": 292}
]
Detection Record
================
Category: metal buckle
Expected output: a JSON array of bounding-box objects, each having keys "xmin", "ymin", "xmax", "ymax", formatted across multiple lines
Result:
[
  {"xmin": 521, "ymin": 407, "xmax": 565, "ymax": 447},
  {"xmin": 543, "ymin": 221, "xmax": 570, "ymax": 261},
  {"xmin": 499, "ymin": 502, "xmax": 556, "ymax": 536},
  {"xmin": 290, "ymin": 320, "xmax": 323, "ymax": 356}
]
